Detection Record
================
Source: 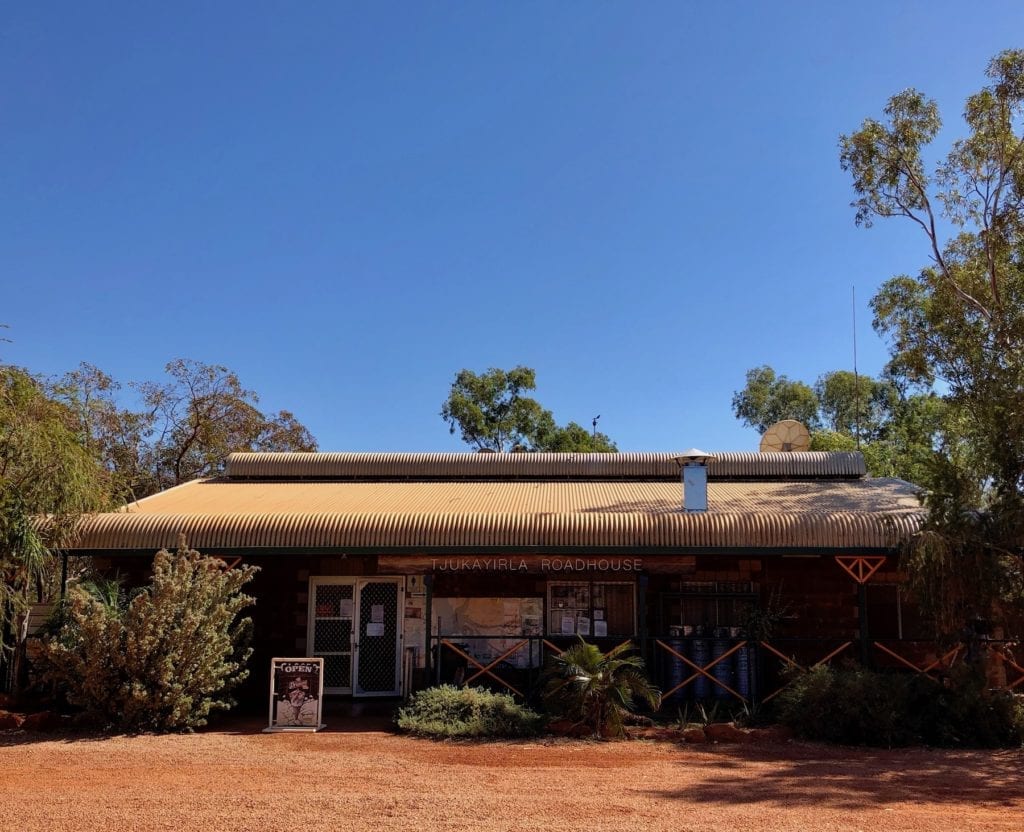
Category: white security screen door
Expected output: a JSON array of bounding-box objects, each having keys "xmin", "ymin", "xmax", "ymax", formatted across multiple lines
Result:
[
  {"xmin": 352, "ymin": 578, "xmax": 403, "ymax": 697},
  {"xmin": 308, "ymin": 577, "xmax": 403, "ymax": 697}
]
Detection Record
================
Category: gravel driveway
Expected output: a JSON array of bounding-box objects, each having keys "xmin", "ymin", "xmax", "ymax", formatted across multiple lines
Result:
[{"xmin": 2, "ymin": 718, "xmax": 1021, "ymax": 832}]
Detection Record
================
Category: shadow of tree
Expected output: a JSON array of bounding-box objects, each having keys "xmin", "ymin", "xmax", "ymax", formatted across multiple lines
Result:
[
  {"xmin": 648, "ymin": 744, "xmax": 1024, "ymax": 810},
  {"xmin": 579, "ymin": 479, "xmax": 921, "ymax": 515}
]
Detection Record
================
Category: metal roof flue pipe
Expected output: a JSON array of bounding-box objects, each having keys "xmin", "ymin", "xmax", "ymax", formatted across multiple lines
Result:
[{"xmin": 672, "ymin": 449, "xmax": 716, "ymax": 513}]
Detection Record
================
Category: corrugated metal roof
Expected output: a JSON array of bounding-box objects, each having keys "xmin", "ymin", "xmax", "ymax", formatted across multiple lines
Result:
[
  {"xmin": 72, "ymin": 477, "xmax": 924, "ymax": 551},
  {"xmin": 115, "ymin": 479, "xmax": 919, "ymax": 516},
  {"xmin": 223, "ymin": 451, "xmax": 867, "ymax": 480},
  {"xmin": 76, "ymin": 511, "xmax": 920, "ymax": 551}
]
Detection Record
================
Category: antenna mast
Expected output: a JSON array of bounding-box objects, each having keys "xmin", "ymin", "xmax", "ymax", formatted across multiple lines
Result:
[{"xmin": 853, "ymin": 286, "xmax": 861, "ymax": 450}]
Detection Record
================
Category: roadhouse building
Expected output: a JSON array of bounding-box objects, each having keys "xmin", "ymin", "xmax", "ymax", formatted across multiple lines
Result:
[{"xmin": 69, "ymin": 450, "xmax": 927, "ymax": 706}]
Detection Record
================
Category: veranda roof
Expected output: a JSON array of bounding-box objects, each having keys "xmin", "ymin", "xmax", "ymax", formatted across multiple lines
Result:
[{"xmin": 70, "ymin": 452, "xmax": 924, "ymax": 553}]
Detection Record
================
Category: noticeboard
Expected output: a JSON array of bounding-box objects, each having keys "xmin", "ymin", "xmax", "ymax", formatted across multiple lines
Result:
[{"xmin": 263, "ymin": 657, "xmax": 325, "ymax": 732}]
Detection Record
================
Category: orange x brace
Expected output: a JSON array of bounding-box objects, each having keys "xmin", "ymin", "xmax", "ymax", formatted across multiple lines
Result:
[
  {"xmin": 542, "ymin": 639, "xmax": 634, "ymax": 659},
  {"xmin": 989, "ymin": 646, "xmax": 1024, "ymax": 690},
  {"xmin": 873, "ymin": 642, "xmax": 961, "ymax": 680},
  {"xmin": 440, "ymin": 638, "xmax": 527, "ymax": 698},
  {"xmin": 759, "ymin": 640, "xmax": 853, "ymax": 703},
  {"xmin": 656, "ymin": 639, "xmax": 749, "ymax": 703}
]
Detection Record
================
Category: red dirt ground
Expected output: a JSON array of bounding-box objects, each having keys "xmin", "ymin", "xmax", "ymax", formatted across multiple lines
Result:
[{"xmin": 1, "ymin": 718, "xmax": 1021, "ymax": 832}]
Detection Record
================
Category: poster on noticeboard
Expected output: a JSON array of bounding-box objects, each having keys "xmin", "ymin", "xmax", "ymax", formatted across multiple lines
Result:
[{"xmin": 263, "ymin": 657, "xmax": 325, "ymax": 732}]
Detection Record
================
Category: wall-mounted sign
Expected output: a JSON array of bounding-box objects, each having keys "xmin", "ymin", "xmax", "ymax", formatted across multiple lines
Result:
[
  {"xmin": 264, "ymin": 657, "xmax": 325, "ymax": 732},
  {"xmin": 379, "ymin": 555, "xmax": 698, "ymax": 575}
]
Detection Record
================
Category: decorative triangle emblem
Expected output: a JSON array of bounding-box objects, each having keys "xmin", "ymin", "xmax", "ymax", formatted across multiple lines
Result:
[{"xmin": 834, "ymin": 555, "xmax": 887, "ymax": 584}]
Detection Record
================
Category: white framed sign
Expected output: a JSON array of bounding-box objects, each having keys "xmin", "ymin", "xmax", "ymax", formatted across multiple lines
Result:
[{"xmin": 263, "ymin": 657, "xmax": 325, "ymax": 732}]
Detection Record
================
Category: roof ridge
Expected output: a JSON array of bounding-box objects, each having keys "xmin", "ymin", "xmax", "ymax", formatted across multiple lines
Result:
[{"xmin": 223, "ymin": 451, "xmax": 867, "ymax": 481}]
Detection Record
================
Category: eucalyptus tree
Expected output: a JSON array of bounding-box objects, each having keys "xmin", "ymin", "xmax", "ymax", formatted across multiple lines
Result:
[
  {"xmin": 441, "ymin": 366, "xmax": 616, "ymax": 452},
  {"xmin": 56, "ymin": 359, "xmax": 318, "ymax": 499},
  {"xmin": 841, "ymin": 49, "xmax": 1024, "ymax": 635},
  {"xmin": 0, "ymin": 366, "xmax": 111, "ymax": 659},
  {"xmin": 731, "ymin": 365, "xmax": 820, "ymax": 435}
]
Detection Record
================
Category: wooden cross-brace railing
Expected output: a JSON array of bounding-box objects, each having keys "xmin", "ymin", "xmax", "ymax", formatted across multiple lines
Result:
[
  {"xmin": 541, "ymin": 639, "xmax": 634, "ymax": 659},
  {"xmin": 439, "ymin": 638, "xmax": 528, "ymax": 698},
  {"xmin": 987, "ymin": 645, "xmax": 1024, "ymax": 691},
  {"xmin": 655, "ymin": 639, "xmax": 749, "ymax": 703},
  {"xmin": 758, "ymin": 640, "xmax": 853, "ymax": 703},
  {"xmin": 873, "ymin": 642, "xmax": 961, "ymax": 680}
]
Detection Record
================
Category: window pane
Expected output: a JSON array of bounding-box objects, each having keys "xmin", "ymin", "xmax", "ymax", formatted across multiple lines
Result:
[
  {"xmin": 597, "ymin": 583, "xmax": 634, "ymax": 636},
  {"xmin": 547, "ymin": 581, "xmax": 589, "ymax": 635}
]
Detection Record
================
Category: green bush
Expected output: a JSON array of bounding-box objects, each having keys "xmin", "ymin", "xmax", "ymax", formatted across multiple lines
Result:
[
  {"xmin": 776, "ymin": 663, "xmax": 1024, "ymax": 748},
  {"xmin": 35, "ymin": 543, "xmax": 257, "ymax": 732},
  {"xmin": 905, "ymin": 665, "xmax": 1024, "ymax": 748},
  {"xmin": 396, "ymin": 685, "xmax": 544, "ymax": 739}
]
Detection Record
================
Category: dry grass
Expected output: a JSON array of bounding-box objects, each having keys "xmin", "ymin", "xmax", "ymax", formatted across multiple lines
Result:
[{"xmin": 1, "ymin": 715, "xmax": 1022, "ymax": 832}]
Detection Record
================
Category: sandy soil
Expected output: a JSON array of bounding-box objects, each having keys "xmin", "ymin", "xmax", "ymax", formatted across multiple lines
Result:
[{"xmin": 1, "ymin": 718, "xmax": 1021, "ymax": 832}]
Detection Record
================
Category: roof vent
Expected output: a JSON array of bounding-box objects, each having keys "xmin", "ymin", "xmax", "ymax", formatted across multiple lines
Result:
[{"xmin": 672, "ymin": 449, "xmax": 717, "ymax": 512}]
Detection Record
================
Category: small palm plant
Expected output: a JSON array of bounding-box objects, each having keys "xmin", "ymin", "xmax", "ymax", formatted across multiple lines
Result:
[{"xmin": 542, "ymin": 637, "xmax": 661, "ymax": 738}]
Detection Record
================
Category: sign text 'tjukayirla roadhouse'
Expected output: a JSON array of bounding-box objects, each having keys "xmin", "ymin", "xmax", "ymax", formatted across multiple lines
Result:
[{"xmin": 431, "ymin": 557, "xmax": 644, "ymax": 573}]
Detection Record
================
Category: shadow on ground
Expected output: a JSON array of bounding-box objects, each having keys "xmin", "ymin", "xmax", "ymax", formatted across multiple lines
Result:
[
  {"xmin": 648, "ymin": 743, "xmax": 1024, "ymax": 810},
  {"xmin": 0, "ymin": 697, "xmax": 401, "ymax": 746}
]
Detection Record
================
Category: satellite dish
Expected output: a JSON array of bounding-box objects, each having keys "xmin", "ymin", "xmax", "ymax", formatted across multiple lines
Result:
[{"xmin": 760, "ymin": 420, "xmax": 811, "ymax": 453}]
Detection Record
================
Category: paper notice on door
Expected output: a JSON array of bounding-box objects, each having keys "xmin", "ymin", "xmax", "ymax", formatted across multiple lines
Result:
[
  {"xmin": 577, "ymin": 617, "xmax": 591, "ymax": 636},
  {"xmin": 339, "ymin": 599, "xmax": 353, "ymax": 619},
  {"xmin": 371, "ymin": 604, "xmax": 385, "ymax": 623},
  {"xmin": 561, "ymin": 615, "xmax": 575, "ymax": 635},
  {"xmin": 594, "ymin": 620, "xmax": 608, "ymax": 637},
  {"xmin": 366, "ymin": 622, "xmax": 384, "ymax": 637}
]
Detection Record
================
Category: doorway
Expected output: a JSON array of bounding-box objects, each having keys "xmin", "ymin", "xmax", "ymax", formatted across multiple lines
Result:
[{"xmin": 307, "ymin": 577, "xmax": 404, "ymax": 696}]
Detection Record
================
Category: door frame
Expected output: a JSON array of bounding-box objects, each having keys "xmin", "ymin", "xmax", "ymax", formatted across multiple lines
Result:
[{"xmin": 307, "ymin": 576, "xmax": 404, "ymax": 697}]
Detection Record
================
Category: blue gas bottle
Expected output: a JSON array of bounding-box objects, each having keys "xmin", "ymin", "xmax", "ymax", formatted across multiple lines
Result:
[
  {"xmin": 691, "ymin": 625, "xmax": 709, "ymax": 699},
  {"xmin": 712, "ymin": 627, "xmax": 733, "ymax": 699}
]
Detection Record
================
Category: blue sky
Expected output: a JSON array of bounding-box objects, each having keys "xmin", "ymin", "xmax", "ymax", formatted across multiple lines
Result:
[{"xmin": 2, "ymin": 3, "xmax": 1019, "ymax": 452}]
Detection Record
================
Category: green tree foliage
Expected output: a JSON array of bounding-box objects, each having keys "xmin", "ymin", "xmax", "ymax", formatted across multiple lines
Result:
[
  {"xmin": 732, "ymin": 365, "xmax": 943, "ymax": 482},
  {"xmin": 535, "ymin": 420, "xmax": 618, "ymax": 453},
  {"xmin": 841, "ymin": 49, "xmax": 1024, "ymax": 635},
  {"xmin": 731, "ymin": 366, "xmax": 820, "ymax": 434},
  {"xmin": 542, "ymin": 638, "xmax": 660, "ymax": 738},
  {"xmin": 0, "ymin": 366, "xmax": 110, "ymax": 658},
  {"xmin": 36, "ymin": 543, "xmax": 257, "ymax": 731},
  {"xmin": 814, "ymin": 370, "xmax": 896, "ymax": 438},
  {"xmin": 55, "ymin": 359, "xmax": 318, "ymax": 499},
  {"xmin": 441, "ymin": 366, "xmax": 616, "ymax": 452}
]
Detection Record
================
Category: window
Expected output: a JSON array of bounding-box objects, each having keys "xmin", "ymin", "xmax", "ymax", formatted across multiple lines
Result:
[
  {"xmin": 659, "ymin": 581, "xmax": 759, "ymax": 635},
  {"xmin": 547, "ymin": 580, "xmax": 635, "ymax": 637}
]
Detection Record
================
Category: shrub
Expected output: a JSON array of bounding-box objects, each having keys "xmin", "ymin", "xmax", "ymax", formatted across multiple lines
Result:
[
  {"xmin": 906, "ymin": 665, "xmax": 1024, "ymax": 748},
  {"xmin": 775, "ymin": 664, "xmax": 912, "ymax": 746},
  {"xmin": 35, "ymin": 543, "xmax": 257, "ymax": 732},
  {"xmin": 542, "ymin": 637, "xmax": 661, "ymax": 739},
  {"xmin": 396, "ymin": 685, "xmax": 544, "ymax": 739},
  {"xmin": 776, "ymin": 663, "xmax": 1024, "ymax": 748}
]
